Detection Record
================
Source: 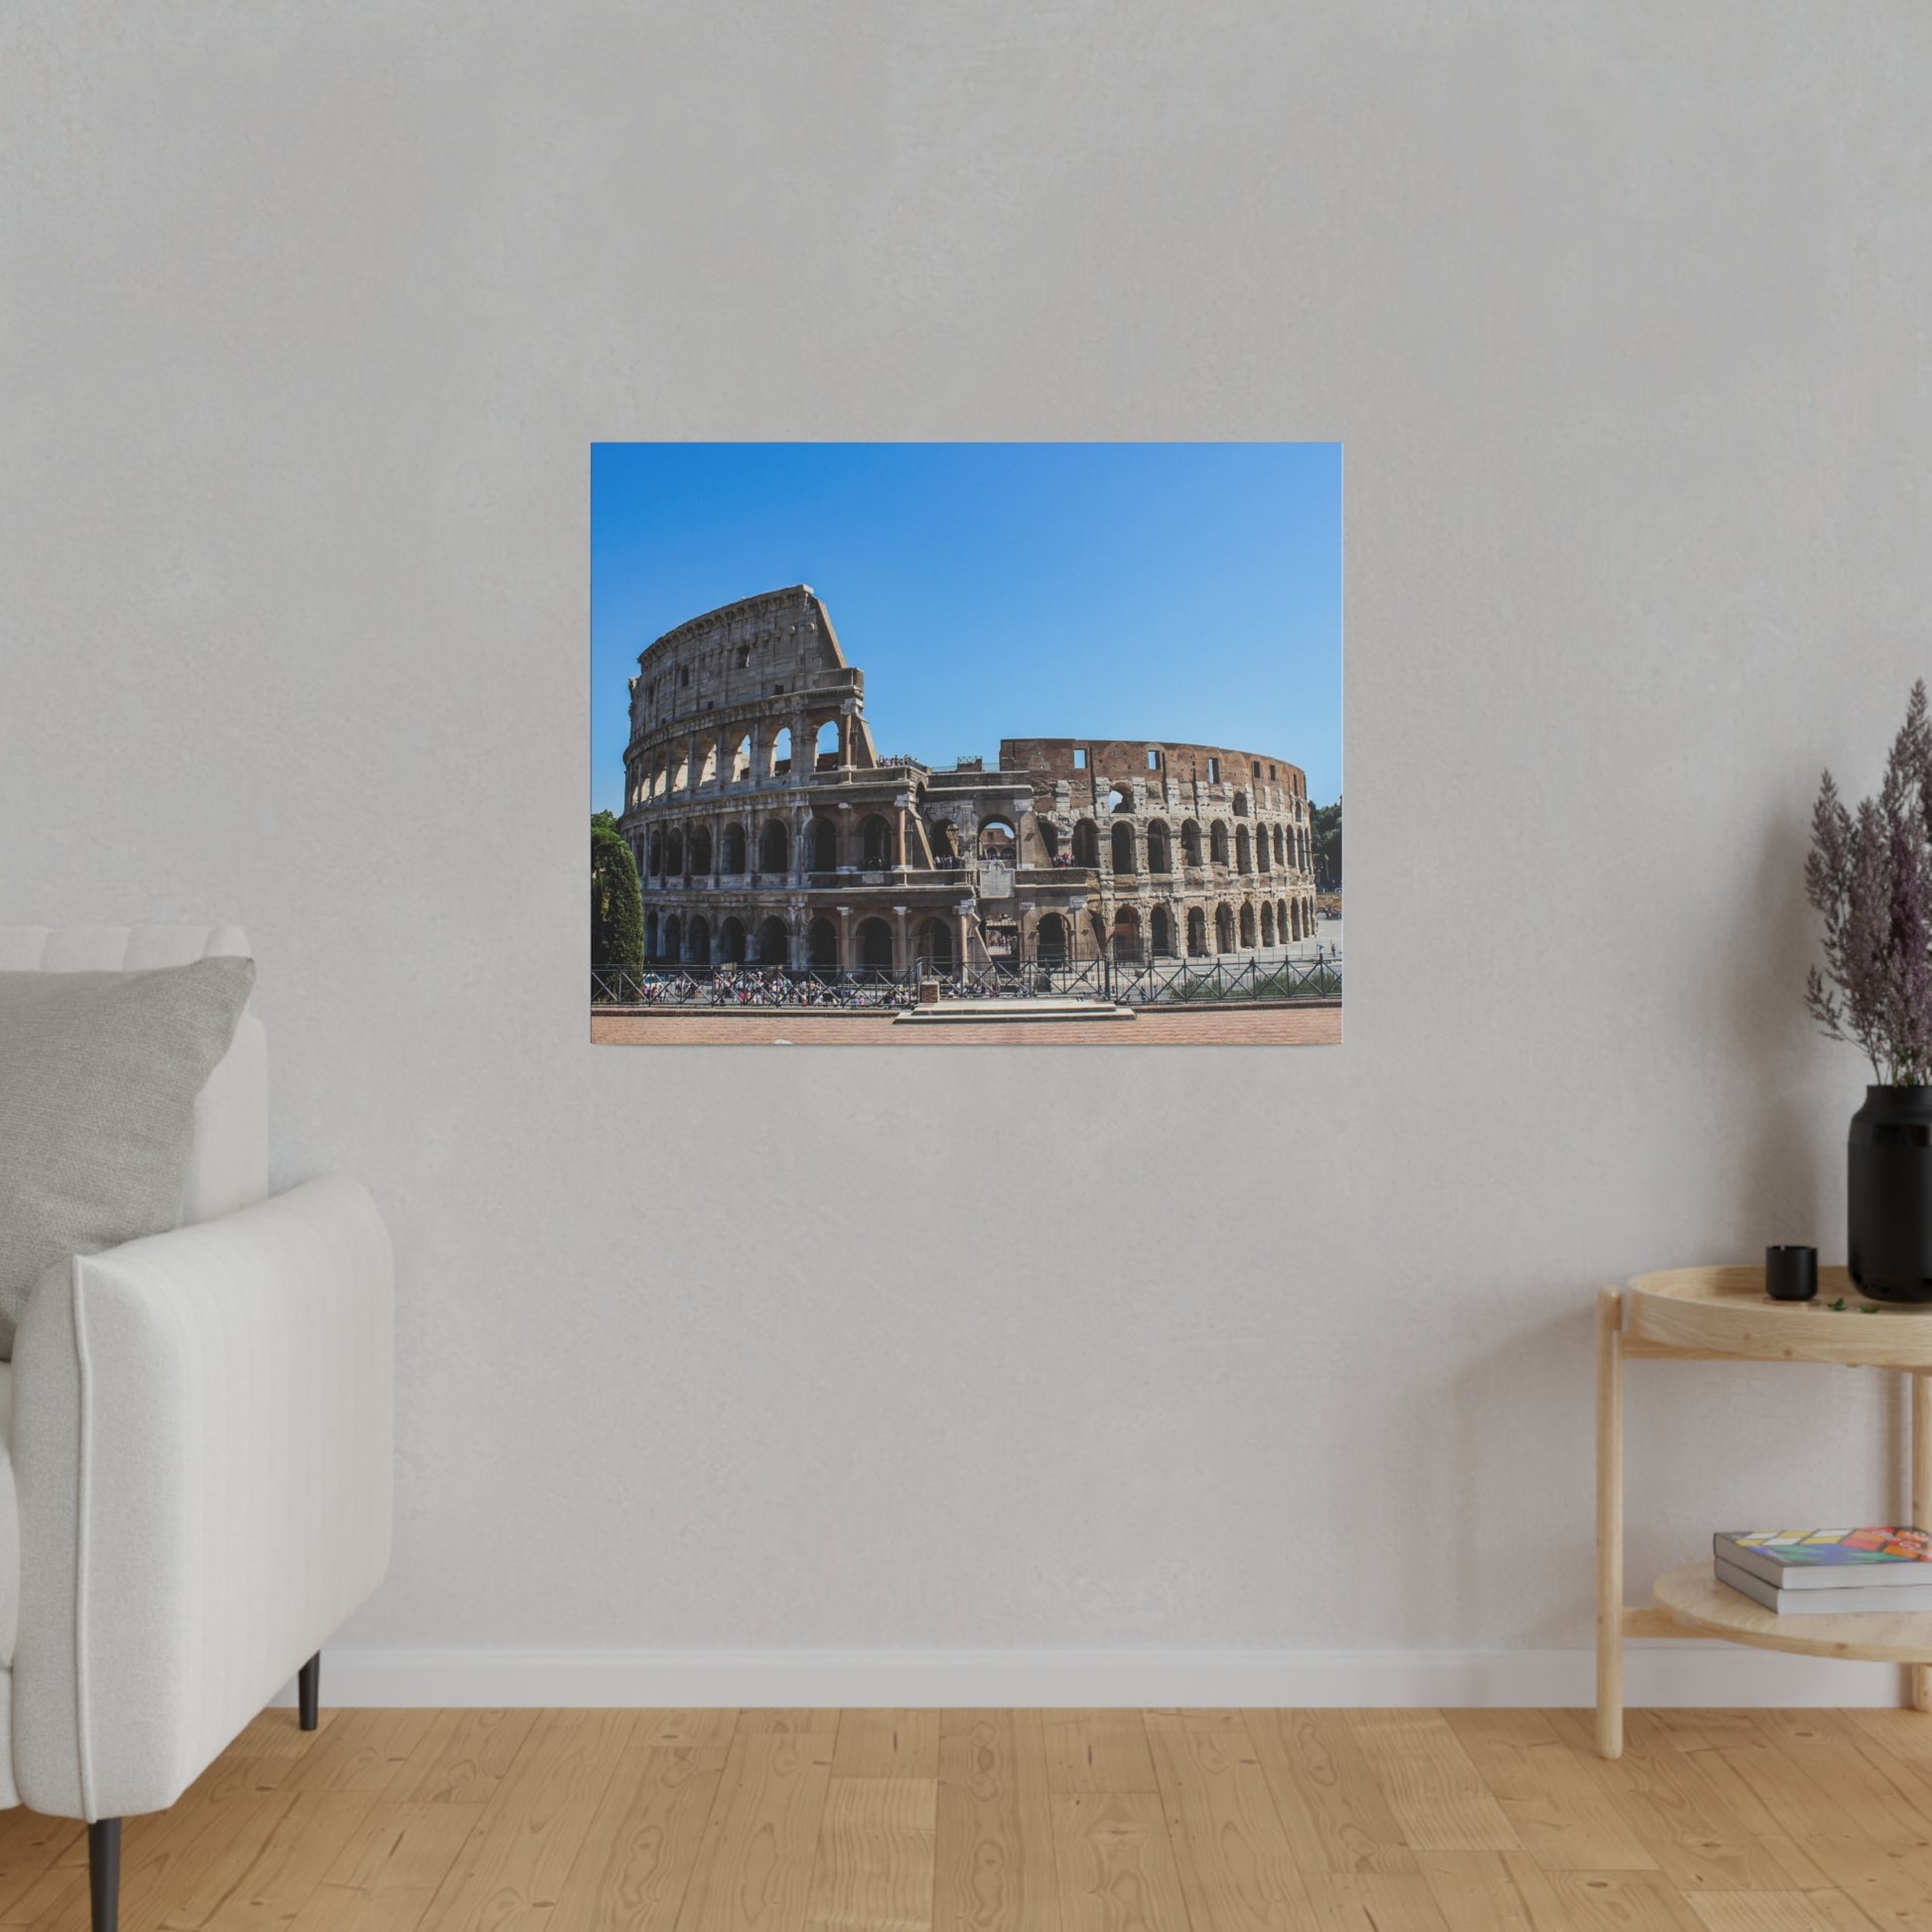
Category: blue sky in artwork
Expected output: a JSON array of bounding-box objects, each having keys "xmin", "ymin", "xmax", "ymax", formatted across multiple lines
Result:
[{"xmin": 591, "ymin": 443, "xmax": 1341, "ymax": 814}]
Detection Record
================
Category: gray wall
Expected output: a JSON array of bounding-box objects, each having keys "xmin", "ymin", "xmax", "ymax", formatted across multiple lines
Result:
[{"xmin": 5, "ymin": 2, "xmax": 1930, "ymax": 1661}]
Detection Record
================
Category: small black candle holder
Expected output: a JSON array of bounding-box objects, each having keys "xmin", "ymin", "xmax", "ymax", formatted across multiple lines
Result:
[{"xmin": 1765, "ymin": 1245, "xmax": 1818, "ymax": 1302}]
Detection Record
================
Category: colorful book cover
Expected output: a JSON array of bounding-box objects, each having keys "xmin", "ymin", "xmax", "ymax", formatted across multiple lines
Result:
[{"xmin": 1721, "ymin": 1528, "xmax": 1932, "ymax": 1567}]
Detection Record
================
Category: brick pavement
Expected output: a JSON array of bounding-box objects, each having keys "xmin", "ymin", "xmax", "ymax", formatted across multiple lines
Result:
[{"xmin": 591, "ymin": 1003, "xmax": 1341, "ymax": 1046}]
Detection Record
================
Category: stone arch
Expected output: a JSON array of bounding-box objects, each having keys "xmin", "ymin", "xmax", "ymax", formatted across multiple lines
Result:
[
  {"xmin": 1036, "ymin": 818, "xmax": 1060, "ymax": 863},
  {"xmin": 814, "ymin": 718, "xmax": 842, "ymax": 768},
  {"xmin": 1262, "ymin": 903, "xmax": 1276, "ymax": 946},
  {"xmin": 978, "ymin": 817, "xmax": 1017, "ymax": 864},
  {"xmin": 688, "ymin": 824, "xmax": 713, "ymax": 875},
  {"xmin": 662, "ymin": 912, "xmax": 682, "ymax": 960},
  {"xmin": 1236, "ymin": 824, "xmax": 1253, "ymax": 874},
  {"xmin": 1187, "ymin": 907, "xmax": 1207, "ymax": 956},
  {"xmin": 687, "ymin": 914, "xmax": 711, "ymax": 964},
  {"xmin": 647, "ymin": 828, "xmax": 663, "ymax": 877},
  {"xmin": 1112, "ymin": 905, "xmax": 1142, "ymax": 962},
  {"xmin": 1210, "ymin": 822, "xmax": 1230, "ymax": 867},
  {"xmin": 1239, "ymin": 902, "xmax": 1257, "ymax": 948},
  {"xmin": 1108, "ymin": 785, "xmax": 1130, "ymax": 814},
  {"xmin": 1274, "ymin": 825, "xmax": 1287, "ymax": 866},
  {"xmin": 856, "ymin": 916, "xmax": 895, "ymax": 969},
  {"xmin": 644, "ymin": 909, "xmax": 659, "ymax": 959},
  {"xmin": 860, "ymin": 814, "xmax": 895, "ymax": 869},
  {"xmin": 718, "ymin": 916, "xmax": 747, "ymax": 963},
  {"xmin": 806, "ymin": 916, "xmax": 838, "ymax": 967},
  {"xmin": 928, "ymin": 817, "xmax": 960, "ymax": 864},
  {"xmin": 915, "ymin": 916, "xmax": 953, "ymax": 966},
  {"xmin": 1215, "ymin": 902, "xmax": 1235, "ymax": 952},
  {"xmin": 1256, "ymin": 827, "xmax": 1271, "ymax": 873},
  {"xmin": 1233, "ymin": 788, "xmax": 1250, "ymax": 817},
  {"xmin": 694, "ymin": 738, "xmax": 719, "ymax": 788},
  {"xmin": 806, "ymin": 817, "xmax": 839, "ymax": 872},
  {"xmin": 665, "ymin": 826, "xmax": 685, "ymax": 877},
  {"xmin": 759, "ymin": 818, "xmax": 788, "ymax": 873},
  {"xmin": 1181, "ymin": 819, "xmax": 1203, "ymax": 867},
  {"xmin": 670, "ymin": 746, "xmax": 690, "ymax": 792},
  {"xmin": 1146, "ymin": 820, "xmax": 1172, "ymax": 874},
  {"xmin": 1150, "ymin": 905, "xmax": 1173, "ymax": 956},
  {"xmin": 1071, "ymin": 819, "xmax": 1100, "ymax": 868},
  {"xmin": 770, "ymin": 728, "xmax": 793, "ymax": 776},
  {"xmin": 755, "ymin": 915, "xmax": 788, "ymax": 964},
  {"xmin": 1035, "ymin": 913, "xmax": 1069, "ymax": 965},
  {"xmin": 722, "ymin": 823, "xmax": 747, "ymax": 874},
  {"xmin": 1111, "ymin": 820, "xmax": 1137, "ymax": 875}
]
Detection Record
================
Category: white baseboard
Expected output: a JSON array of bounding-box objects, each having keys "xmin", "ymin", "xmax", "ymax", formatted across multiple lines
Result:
[{"xmin": 273, "ymin": 1643, "xmax": 1913, "ymax": 1709}]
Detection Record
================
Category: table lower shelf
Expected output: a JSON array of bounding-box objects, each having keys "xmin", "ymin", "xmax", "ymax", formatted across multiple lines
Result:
[{"xmin": 1647, "ymin": 1562, "xmax": 1932, "ymax": 1664}]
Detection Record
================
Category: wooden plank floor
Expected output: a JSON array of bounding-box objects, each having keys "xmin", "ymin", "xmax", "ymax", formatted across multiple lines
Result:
[{"xmin": 6, "ymin": 1707, "xmax": 1932, "ymax": 1928}]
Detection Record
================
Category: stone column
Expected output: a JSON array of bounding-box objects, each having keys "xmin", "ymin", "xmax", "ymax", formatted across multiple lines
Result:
[
  {"xmin": 894, "ymin": 904, "xmax": 908, "ymax": 971},
  {"xmin": 836, "ymin": 905, "xmax": 853, "ymax": 972}
]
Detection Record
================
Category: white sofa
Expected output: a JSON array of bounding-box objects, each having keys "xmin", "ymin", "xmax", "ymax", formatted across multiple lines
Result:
[{"xmin": 0, "ymin": 925, "xmax": 393, "ymax": 1932}]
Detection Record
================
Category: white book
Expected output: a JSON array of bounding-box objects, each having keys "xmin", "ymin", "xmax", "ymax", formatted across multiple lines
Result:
[{"xmin": 1716, "ymin": 1557, "xmax": 1932, "ymax": 1616}]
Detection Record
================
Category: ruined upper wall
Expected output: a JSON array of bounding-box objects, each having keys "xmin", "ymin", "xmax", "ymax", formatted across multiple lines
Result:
[
  {"xmin": 1001, "ymin": 738, "xmax": 1307, "ymax": 800},
  {"xmin": 629, "ymin": 586, "xmax": 852, "ymax": 737}
]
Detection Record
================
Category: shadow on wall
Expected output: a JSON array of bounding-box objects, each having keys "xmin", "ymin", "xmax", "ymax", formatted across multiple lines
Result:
[
  {"xmin": 1442, "ymin": 1300, "xmax": 1595, "ymax": 1648},
  {"xmin": 1725, "ymin": 807, "xmax": 1832, "ymax": 1254}
]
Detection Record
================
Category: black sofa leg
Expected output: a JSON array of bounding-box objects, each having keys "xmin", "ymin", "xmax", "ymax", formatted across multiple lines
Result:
[
  {"xmin": 89, "ymin": 1818, "xmax": 120, "ymax": 1932},
  {"xmin": 298, "ymin": 1651, "xmax": 321, "ymax": 1731}
]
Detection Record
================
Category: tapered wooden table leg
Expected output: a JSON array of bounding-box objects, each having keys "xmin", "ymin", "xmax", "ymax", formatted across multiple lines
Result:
[
  {"xmin": 1913, "ymin": 1371, "xmax": 1932, "ymax": 1715},
  {"xmin": 1597, "ymin": 1286, "xmax": 1623, "ymax": 1757}
]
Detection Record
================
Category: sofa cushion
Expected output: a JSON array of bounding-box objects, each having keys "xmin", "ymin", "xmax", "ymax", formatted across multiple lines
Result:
[
  {"xmin": 0, "ymin": 1362, "xmax": 15, "ymax": 1668},
  {"xmin": 0, "ymin": 958, "xmax": 255, "ymax": 1357}
]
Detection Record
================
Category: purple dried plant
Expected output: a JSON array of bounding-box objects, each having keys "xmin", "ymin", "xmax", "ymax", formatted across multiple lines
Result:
[{"xmin": 1807, "ymin": 681, "xmax": 1932, "ymax": 1084}]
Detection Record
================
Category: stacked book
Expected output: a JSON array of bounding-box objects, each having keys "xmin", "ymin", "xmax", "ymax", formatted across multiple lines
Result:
[{"xmin": 1716, "ymin": 1528, "xmax": 1932, "ymax": 1614}]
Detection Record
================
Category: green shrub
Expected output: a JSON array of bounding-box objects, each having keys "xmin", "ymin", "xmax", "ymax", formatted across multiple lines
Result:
[{"xmin": 592, "ymin": 816, "xmax": 643, "ymax": 971}]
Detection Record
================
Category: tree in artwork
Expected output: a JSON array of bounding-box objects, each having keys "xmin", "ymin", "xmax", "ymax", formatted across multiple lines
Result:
[{"xmin": 591, "ymin": 812, "xmax": 643, "ymax": 971}]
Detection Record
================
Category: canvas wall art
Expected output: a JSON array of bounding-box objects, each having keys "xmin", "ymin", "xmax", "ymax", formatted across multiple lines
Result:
[{"xmin": 591, "ymin": 443, "xmax": 1341, "ymax": 1045}]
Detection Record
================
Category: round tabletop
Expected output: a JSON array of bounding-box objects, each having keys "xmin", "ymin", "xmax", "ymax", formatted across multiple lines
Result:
[{"xmin": 1625, "ymin": 1266, "xmax": 1932, "ymax": 1368}]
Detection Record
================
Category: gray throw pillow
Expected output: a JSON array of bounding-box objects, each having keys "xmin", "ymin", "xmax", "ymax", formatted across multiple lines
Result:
[{"xmin": 0, "ymin": 955, "xmax": 256, "ymax": 1356}]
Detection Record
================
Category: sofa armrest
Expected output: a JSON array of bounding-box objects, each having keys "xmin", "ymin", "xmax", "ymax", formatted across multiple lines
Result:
[{"xmin": 10, "ymin": 1175, "xmax": 393, "ymax": 1820}]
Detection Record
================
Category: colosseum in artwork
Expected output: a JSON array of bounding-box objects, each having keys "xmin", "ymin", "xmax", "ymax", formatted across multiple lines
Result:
[{"xmin": 617, "ymin": 585, "xmax": 1319, "ymax": 975}]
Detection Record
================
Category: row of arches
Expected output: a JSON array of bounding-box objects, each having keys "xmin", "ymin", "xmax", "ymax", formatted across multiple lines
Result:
[
  {"xmin": 1104, "ymin": 896, "xmax": 1312, "ymax": 960},
  {"xmin": 640, "ymin": 892, "xmax": 1316, "ymax": 970},
  {"xmin": 643, "ymin": 811, "xmax": 904, "ymax": 882},
  {"xmin": 626, "ymin": 716, "xmax": 849, "ymax": 807},
  {"xmin": 645, "ymin": 909, "xmax": 960, "ymax": 971},
  {"xmin": 1098, "ymin": 778, "xmax": 1306, "ymax": 823},
  {"xmin": 1048, "ymin": 816, "xmax": 1311, "ymax": 877}
]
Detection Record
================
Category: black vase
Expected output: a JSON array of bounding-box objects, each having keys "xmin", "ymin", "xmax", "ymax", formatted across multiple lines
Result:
[{"xmin": 1849, "ymin": 1085, "xmax": 1932, "ymax": 1303}]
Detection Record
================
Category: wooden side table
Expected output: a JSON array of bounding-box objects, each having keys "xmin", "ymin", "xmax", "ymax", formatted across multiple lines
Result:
[{"xmin": 1596, "ymin": 1266, "xmax": 1932, "ymax": 1758}]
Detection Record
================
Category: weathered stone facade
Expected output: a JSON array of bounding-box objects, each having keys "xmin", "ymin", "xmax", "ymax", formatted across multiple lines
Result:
[{"xmin": 619, "ymin": 586, "xmax": 1318, "ymax": 971}]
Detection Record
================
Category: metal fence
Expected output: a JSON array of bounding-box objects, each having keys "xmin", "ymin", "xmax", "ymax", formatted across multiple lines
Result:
[{"xmin": 593, "ymin": 953, "xmax": 1340, "ymax": 1010}]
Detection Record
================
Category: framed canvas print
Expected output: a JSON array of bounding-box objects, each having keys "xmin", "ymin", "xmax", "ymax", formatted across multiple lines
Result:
[{"xmin": 592, "ymin": 443, "xmax": 1340, "ymax": 1045}]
